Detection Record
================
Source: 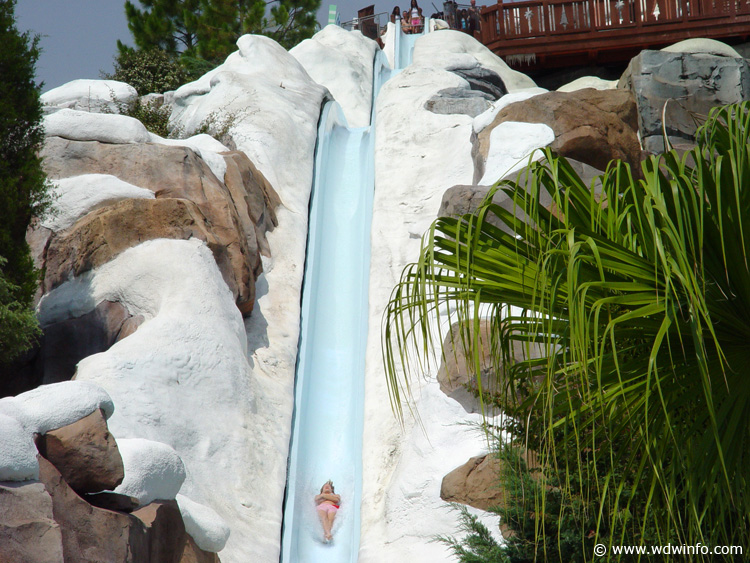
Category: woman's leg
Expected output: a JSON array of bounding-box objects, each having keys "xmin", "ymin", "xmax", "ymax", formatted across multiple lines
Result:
[
  {"xmin": 326, "ymin": 510, "xmax": 336, "ymax": 539},
  {"xmin": 317, "ymin": 508, "xmax": 332, "ymax": 540}
]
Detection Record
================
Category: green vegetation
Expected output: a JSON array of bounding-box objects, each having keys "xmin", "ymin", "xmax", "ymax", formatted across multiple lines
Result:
[
  {"xmin": 111, "ymin": 96, "xmax": 173, "ymax": 137},
  {"xmin": 0, "ymin": 0, "xmax": 50, "ymax": 360},
  {"xmin": 384, "ymin": 102, "xmax": 750, "ymax": 560}
]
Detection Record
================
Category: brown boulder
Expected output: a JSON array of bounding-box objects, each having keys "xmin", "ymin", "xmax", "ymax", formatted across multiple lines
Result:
[
  {"xmin": 441, "ymin": 450, "xmax": 542, "ymax": 512},
  {"xmin": 221, "ymin": 151, "xmax": 280, "ymax": 266},
  {"xmin": 36, "ymin": 409, "xmax": 124, "ymax": 495},
  {"xmin": 476, "ymin": 89, "xmax": 641, "ymax": 182},
  {"xmin": 440, "ymin": 159, "xmax": 604, "ymax": 238},
  {"xmin": 0, "ymin": 480, "xmax": 64, "ymax": 563},
  {"xmin": 38, "ymin": 455, "xmax": 220, "ymax": 563},
  {"xmin": 441, "ymin": 454, "xmax": 505, "ymax": 511},
  {"xmin": 40, "ymin": 138, "xmax": 267, "ymax": 315},
  {"xmin": 132, "ymin": 500, "xmax": 191, "ymax": 563},
  {"xmin": 39, "ymin": 454, "xmax": 143, "ymax": 562}
]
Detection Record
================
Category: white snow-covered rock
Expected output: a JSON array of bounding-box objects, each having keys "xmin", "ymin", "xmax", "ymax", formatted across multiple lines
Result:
[
  {"xmin": 44, "ymin": 108, "xmax": 151, "ymax": 144},
  {"xmin": 413, "ymin": 30, "xmax": 537, "ymax": 92},
  {"xmin": 170, "ymin": 34, "xmax": 327, "ymax": 209},
  {"xmin": 472, "ymin": 87, "xmax": 548, "ymax": 134},
  {"xmin": 479, "ymin": 121, "xmax": 555, "ymax": 185},
  {"xmin": 431, "ymin": 18, "xmax": 450, "ymax": 30},
  {"xmin": 382, "ymin": 22, "xmax": 397, "ymax": 69},
  {"xmin": 662, "ymin": 37, "xmax": 741, "ymax": 57},
  {"xmin": 114, "ymin": 438, "xmax": 186, "ymax": 504},
  {"xmin": 557, "ymin": 76, "xmax": 618, "ymax": 92},
  {"xmin": 291, "ymin": 25, "xmax": 378, "ymax": 127},
  {"xmin": 41, "ymin": 79, "xmax": 138, "ymax": 113},
  {"xmin": 378, "ymin": 384, "xmax": 505, "ymax": 559},
  {"xmin": 360, "ymin": 61, "xmax": 483, "ymax": 562},
  {"xmin": 0, "ymin": 414, "xmax": 38, "ymax": 481},
  {"xmin": 149, "ymin": 133, "xmax": 229, "ymax": 182},
  {"xmin": 37, "ymin": 238, "xmax": 272, "ymax": 562},
  {"xmin": 177, "ymin": 493, "xmax": 231, "ymax": 552},
  {"xmin": 42, "ymin": 174, "xmax": 155, "ymax": 232},
  {"xmin": 0, "ymin": 381, "xmax": 115, "ymax": 481},
  {"xmin": 9, "ymin": 380, "xmax": 115, "ymax": 433}
]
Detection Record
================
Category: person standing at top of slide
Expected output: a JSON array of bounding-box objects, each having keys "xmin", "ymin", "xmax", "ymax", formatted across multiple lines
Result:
[
  {"xmin": 408, "ymin": 0, "xmax": 423, "ymax": 32},
  {"xmin": 315, "ymin": 480, "xmax": 341, "ymax": 542}
]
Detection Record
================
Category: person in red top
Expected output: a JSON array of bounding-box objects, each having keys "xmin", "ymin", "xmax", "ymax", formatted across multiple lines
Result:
[{"xmin": 315, "ymin": 480, "xmax": 341, "ymax": 542}]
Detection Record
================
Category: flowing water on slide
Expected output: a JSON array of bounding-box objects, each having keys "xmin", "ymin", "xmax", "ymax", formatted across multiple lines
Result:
[{"xmin": 280, "ymin": 23, "xmax": 424, "ymax": 563}]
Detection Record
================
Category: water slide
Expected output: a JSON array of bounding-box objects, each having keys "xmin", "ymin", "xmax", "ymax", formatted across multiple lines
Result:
[{"xmin": 280, "ymin": 21, "xmax": 426, "ymax": 563}]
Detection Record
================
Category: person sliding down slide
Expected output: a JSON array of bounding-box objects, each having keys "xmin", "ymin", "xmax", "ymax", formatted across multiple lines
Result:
[{"xmin": 315, "ymin": 480, "xmax": 341, "ymax": 542}]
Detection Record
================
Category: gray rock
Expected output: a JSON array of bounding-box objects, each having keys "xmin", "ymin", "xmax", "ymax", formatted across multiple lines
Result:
[
  {"xmin": 424, "ymin": 87, "xmax": 493, "ymax": 117},
  {"xmin": 452, "ymin": 66, "xmax": 508, "ymax": 100},
  {"xmin": 619, "ymin": 50, "xmax": 750, "ymax": 153}
]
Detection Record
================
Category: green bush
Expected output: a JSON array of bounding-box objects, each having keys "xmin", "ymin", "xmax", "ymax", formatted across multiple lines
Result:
[
  {"xmin": 113, "ymin": 97, "xmax": 172, "ymax": 138},
  {"xmin": 106, "ymin": 47, "xmax": 187, "ymax": 95}
]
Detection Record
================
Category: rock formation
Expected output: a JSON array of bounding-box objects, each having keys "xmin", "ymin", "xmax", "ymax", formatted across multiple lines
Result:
[
  {"xmin": 0, "ymin": 382, "xmax": 222, "ymax": 562},
  {"xmin": 619, "ymin": 49, "xmax": 750, "ymax": 153}
]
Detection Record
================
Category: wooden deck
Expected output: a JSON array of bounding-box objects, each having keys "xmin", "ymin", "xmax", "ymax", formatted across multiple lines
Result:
[{"xmin": 479, "ymin": 0, "xmax": 750, "ymax": 68}]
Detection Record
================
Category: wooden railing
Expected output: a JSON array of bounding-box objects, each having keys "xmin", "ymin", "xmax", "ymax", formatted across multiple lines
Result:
[{"xmin": 480, "ymin": 0, "xmax": 750, "ymax": 64}]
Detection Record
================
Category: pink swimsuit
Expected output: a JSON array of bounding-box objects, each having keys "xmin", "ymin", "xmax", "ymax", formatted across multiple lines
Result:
[{"xmin": 317, "ymin": 502, "xmax": 339, "ymax": 514}]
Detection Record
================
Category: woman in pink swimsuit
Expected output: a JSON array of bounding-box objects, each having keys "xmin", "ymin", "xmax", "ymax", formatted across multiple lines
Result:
[{"xmin": 315, "ymin": 480, "xmax": 341, "ymax": 542}]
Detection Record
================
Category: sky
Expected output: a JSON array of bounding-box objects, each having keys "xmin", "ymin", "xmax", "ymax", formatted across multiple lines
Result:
[{"xmin": 16, "ymin": 0, "xmax": 411, "ymax": 92}]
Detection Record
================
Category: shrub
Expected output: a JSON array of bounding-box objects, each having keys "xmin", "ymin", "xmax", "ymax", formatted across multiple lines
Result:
[
  {"xmin": 112, "ymin": 96, "xmax": 172, "ymax": 137},
  {"xmin": 106, "ymin": 47, "xmax": 187, "ymax": 95}
]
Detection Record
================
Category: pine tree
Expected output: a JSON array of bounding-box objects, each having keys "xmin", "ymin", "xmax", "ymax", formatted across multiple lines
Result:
[
  {"xmin": 196, "ymin": 0, "xmax": 266, "ymax": 63},
  {"xmin": 0, "ymin": 0, "xmax": 49, "ymax": 360},
  {"xmin": 266, "ymin": 0, "xmax": 321, "ymax": 49},
  {"xmin": 122, "ymin": 0, "xmax": 202, "ymax": 55}
]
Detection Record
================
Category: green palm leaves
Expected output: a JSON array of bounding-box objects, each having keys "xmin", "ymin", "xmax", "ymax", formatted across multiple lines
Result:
[{"xmin": 383, "ymin": 102, "xmax": 750, "ymax": 557}]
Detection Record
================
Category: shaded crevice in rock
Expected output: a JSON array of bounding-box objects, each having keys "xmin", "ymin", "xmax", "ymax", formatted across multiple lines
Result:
[
  {"xmin": 452, "ymin": 67, "xmax": 508, "ymax": 100},
  {"xmin": 38, "ymin": 300, "xmax": 136, "ymax": 386},
  {"xmin": 470, "ymin": 128, "xmax": 485, "ymax": 184},
  {"xmin": 0, "ymin": 300, "xmax": 144, "ymax": 397}
]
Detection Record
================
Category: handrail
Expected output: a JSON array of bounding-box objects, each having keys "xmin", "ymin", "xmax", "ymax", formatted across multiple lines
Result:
[{"xmin": 479, "ymin": 0, "xmax": 750, "ymax": 63}]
